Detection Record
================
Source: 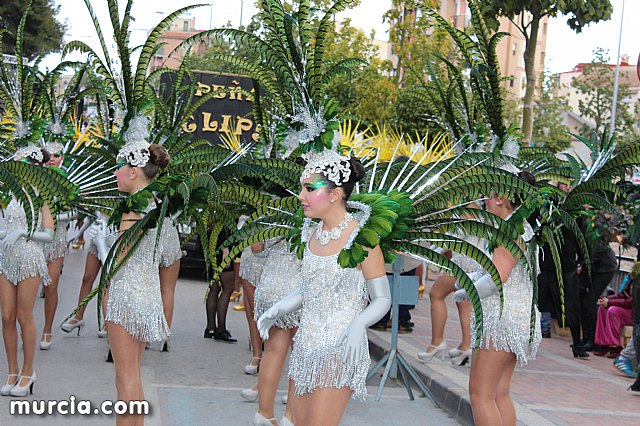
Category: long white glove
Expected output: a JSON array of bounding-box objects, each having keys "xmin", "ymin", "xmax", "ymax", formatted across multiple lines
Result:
[
  {"xmin": 1, "ymin": 228, "xmax": 54, "ymax": 246},
  {"xmin": 338, "ymin": 276, "xmax": 392, "ymax": 365},
  {"xmin": 57, "ymin": 211, "xmax": 77, "ymax": 222},
  {"xmin": 87, "ymin": 220, "xmax": 111, "ymax": 264},
  {"xmin": 257, "ymin": 288, "xmax": 303, "ymax": 340},
  {"xmin": 453, "ymin": 274, "xmax": 499, "ymax": 303}
]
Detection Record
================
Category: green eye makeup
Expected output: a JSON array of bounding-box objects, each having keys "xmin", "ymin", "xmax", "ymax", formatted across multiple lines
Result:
[{"xmin": 308, "ymin": 177, "xmax": 329, "ymax": 190}]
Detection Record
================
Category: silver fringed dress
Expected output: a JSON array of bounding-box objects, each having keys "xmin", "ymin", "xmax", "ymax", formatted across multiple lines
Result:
[
  {"xmin": 43, "ymin": 216, "xmax": 70, "ymax": 262},
  {"xmin": 105, "ymin": 214, "xmax": 169, "ymax": 342},
  {"xmin": 289, "ymin": 212, "xmax": 370, "ymax": 401},
  {"xmin": 159, "ymin": 218, "xmax": 182, "ymax": 268},
  {"xmin": 239, "ymin": 248, "xmax": 265, "ymax": 286},
  {"xmin": 253, "ymin": 238, "xmax": 301, "ymax": 329},
  {"xmin": 0, "ymin": 199, "xmax": 50, "ymax": 286},
  {"xmin": 472, "ymin": 223, "xmax": 541, "ymax": 364}
]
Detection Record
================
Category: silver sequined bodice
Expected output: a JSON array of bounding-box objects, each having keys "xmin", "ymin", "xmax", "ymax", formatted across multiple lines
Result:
[
  {"xmin": 239, "ymin": 248, "xmax": 265, "ymax": 285},
  {"xmin": 472, "ymin": 225, "xmax": 541, "ymax": 364},
  {"xmin": 43, "ymin": 216, "xmax": 70, "ymax": 262},
  {"xmin": 159, "ymin": 218, "xmax": 182, "ymax": 267},
  {"xmin": 106, "ymin": 222, "xmax": 169, "ymax": 342},
  {"xmin": 254, "ymin": 238, "xmax": 301, "ymax": 329},
  {"xmin": 0, "ymin": 199, "xmax": 50, "ymax": 285},
  {"xmin": 289, "ymin": 216, "xmax": 370, "ymax": 401}
]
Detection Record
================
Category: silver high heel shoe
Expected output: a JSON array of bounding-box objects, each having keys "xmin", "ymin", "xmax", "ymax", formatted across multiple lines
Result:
[
  {"xmin": 280, "ymin": 415, "xmax": 294, "ymax": 426},
  {"xmin": 253, "ymin": 412, "xmax": 276, "ymax": 425},
  {"xmin": 451, "ymin": 349, "xmax": 472, "ymax": 366},
  {"xmin": 0, "ymin": 373, "xmax": 19, "ymax": 396},
  {"xmin": 10, "ymin": 372, "xmax": 36, "ymax": 397},
  {"xmin": 448, "ymin": 348, "xmax": 462, "ymax": 358},
  {"xmin": 244, "ymin": 357, "xmax": 261, "ymax": 374},
  {"xmin": 61, "ymin": 318, "xmax": 85, "ymax": 335},
  {"xmin": 40, "ymin": 333, "xmax": 53, "ymax": 350},
  {"xmin": 417, "ymin": 341, "xmax": 447, "ymax": 362}
]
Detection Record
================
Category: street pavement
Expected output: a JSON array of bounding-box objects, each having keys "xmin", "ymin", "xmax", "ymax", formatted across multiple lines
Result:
[{"xmin": 0, "ymin": 248, "xmax": 458, "ymax": 425}]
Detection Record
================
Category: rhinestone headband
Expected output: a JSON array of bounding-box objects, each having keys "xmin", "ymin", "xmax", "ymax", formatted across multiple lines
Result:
[
  {"xmin": 44, "ymin": 141, "xmax": 64, "ymax": 154},
  {"xmin": 300, "ymin": 149, "xmax": 351, "ymax": 186},
  {"xmin": 15, "ymin": 144, "xmax": 44, "ymax": 162}
]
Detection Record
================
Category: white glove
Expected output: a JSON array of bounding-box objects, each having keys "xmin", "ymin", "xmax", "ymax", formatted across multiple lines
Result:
[
  {"xmin": 453, "ymin": 274, "xmax": 499, "ymax": 303},
  {"xmin": 88, "ymin": 220, "xmax": 110, "ymax": 264},
  {"xmin": 338, "ymin": 276, "xmax": 391, "ymax": 365},
  {"xmin": 257, "ymin": 288, "xmax": 303, "ymax": 340},
  {"xmin": 57, "ymin": 211, "xmax": 77, "ymax": 222},
  {"xmin": 1, "ymin": 228, "xmax": 54, "ymax": 246}
]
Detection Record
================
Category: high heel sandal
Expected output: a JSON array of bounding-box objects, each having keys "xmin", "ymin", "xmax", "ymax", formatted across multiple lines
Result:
[
  {"xmin": 72, "ymin": 239, "xmax": 85, "ymax": 249},
  {"xmin": 418, "ymin": 283, "xmax": 425, "ymax": 299},
  {"xmin": 417, "ymin": 341, "xmax": 447, "ymax": 362},
  {"xmin": 253, "ymin": 412, "xmax": 277, "ymax": 426},
  {"xmin": 244, "ymin": 357, "xmax": 261, "ymax": 375},
  {"xmin": 241, "ymin": 386, "xmax": 259, "ymax": 401},
  {"xmin": 1, "ymin": 373, "xmax": 19, "ymax": 396},
  {"xmin": 233, "ymin": 303, "xmax": 246, "ymax": 311},
  {"xmin": 450, "ymin": 349, "xmax": 472, "ymax": 366},
  {"xmin": 40, "ymin": 333, "xmax": 53, "ymax": 350},
  {"xmin": 230, "ymin": 290, "xmax": 242, "ymax": 302},
  {"xmin": 61, "ymin": 318, "xmax": 85, "ymax": 335},
  {"xmin": 10, "ymin": 372, "xmax": 36, "ymax": 397},
  {"xmin": 280, "ymin": 415, "xmax": 294, "ymax": 426}
]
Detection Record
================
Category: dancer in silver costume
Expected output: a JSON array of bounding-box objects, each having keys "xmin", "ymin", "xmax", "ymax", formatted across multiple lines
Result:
[
  {"xmin": 90, "ymin": 136, "xmax": 171, "ymax": 418},
  {"xmin": 250, "ymin": 238, "xmax": 300, "ymax": 426},
  {"xmin": 453, "ymin": 172, "xmax": 541, "ymax": 426},
  {"xmin": 257, "ymin": 152, "xmax": 391, "ymax": 425},
  {"xmin": 40, "ymin": 142, "xmax": 75, "ymax": 350},
  {"xmin": 157, "ymin": 217, "xmax": 182, "ymax": 351},
  {"xmin": 0, "ymin": 146, "xmax": 55, "ymax": 397}
]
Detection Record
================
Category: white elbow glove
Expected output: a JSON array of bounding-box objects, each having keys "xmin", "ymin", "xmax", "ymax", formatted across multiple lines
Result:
[
  {"xmin": 257, "ymin": 288, "xmax": 303, "ymax": 340},
  {"xmin": 57, "ymin": 211, "xmax": 77, "ymax": 222},
  {"xmin": 453, "ymin": 273, "xmax": 499, "ymax": 303},
  {"xmin": 87, "ymin": 220, "xmax": 111, "ymax": 264},
  {"xmin": 1, "ymin": 228, "xmax": 54, "ymax": 246},
  {"xmin": 338, "ymin": 276, "xmax": 392, "ymax": 365}
]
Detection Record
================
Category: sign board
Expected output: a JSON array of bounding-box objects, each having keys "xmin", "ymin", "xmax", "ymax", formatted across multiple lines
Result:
[
  {"xmin": 160, "ymin": 70, "xmax": 258, "ymax": 145},
  {"xmin": 387, "ymin": 275, "xmax": 419, "ymax": 305}
]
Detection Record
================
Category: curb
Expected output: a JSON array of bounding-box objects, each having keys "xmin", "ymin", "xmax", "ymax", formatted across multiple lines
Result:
[{"xmin": 368, "ymin": 333, "xmax": 474, "ymax": 426}]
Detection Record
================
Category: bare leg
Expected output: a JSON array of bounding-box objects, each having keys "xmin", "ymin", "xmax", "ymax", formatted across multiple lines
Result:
[
  {"xmin": 15, "ymin": 277, "xmax": 41, "ymax": 382},
  {"xmin": 42, "ymin": 257, "xmax": 64, "ymax": 339},
  {"xmin": 258, "ymin": 326, "xmax": 294, "ymax": 420},
  {"xmin": 108, "ymin": 321, "xmax": 146, "ymax": 426},
  {"xmin": 0, "ymin": 276, "xmax": 19, "ymax": 380},
  {"xmin": 428, "ymin": 275, "xmax": 456, "ymax": 349},
  {"xmin": 456, "ymin": 300, "xmax": 472, "ymax": 351},
  {"xmin": 469, "ymin": 347, "xmax": 517, "ymax": 426},
  {"xmin": 283, "ymin": 378, "xmax": 295, "ymax": 422},
  {"xmin": 159, "ymin": 260, "xmax": 179, "ymax": 328},
  {"xmin": 304, "ymin": 387, "xmax": 352, "ymax": 426},
  {"xmin": 74, "ymin": 252, "xmax": 102, "ymax": 321},
  {"xmin": 242, "ymin": 278, "xmax": 262, "ymax": 360},
  {"xmin": 291, "ymin": 392, "xmax": 309, "ymax": 426}
]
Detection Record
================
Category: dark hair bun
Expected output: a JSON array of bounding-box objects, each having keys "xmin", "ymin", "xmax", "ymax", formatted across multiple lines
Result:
[
  {"xmin": 348, "ymin": 157, "xmax": 365, "ymax": 183},
  {"xmin": 149, "ymin": 144, "xmax": 170, "ymax": 169},
  {"xmin": 40, "ymin": 148, "xmax": 51, "ymax": 164},
  {"xmin": 518, "ymin": 170, "xmax": 536, "ymax": 186}
]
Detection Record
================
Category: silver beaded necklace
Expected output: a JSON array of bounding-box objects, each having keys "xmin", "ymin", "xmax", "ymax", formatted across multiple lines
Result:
[{"xmin": 316, "ymin": 212, "xmax": 354, "ymax": 245}]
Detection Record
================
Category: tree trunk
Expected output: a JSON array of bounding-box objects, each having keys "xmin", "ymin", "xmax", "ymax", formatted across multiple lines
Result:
[{"xmin": 521, "ymin": 15, "xmax": 541, "ymax": 145}]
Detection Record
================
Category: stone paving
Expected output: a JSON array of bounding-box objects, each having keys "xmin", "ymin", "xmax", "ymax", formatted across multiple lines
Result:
[{"xmin": 0, "ymin": 248, "xmax": 458, "ymax": 425}]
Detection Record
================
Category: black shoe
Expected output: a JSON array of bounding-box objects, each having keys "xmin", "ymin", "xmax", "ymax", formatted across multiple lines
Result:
[
  {"xmin": 579, "ymin": 341, "xmax": 597, "ymax": 352},
  {"xmin": 542, "ymin": 331, "xmax": 551, "ymax": 338},
  {"xmin": 204, "ymin": 328, "xmax": 215, "ymax": 339},
  {"xmin": 369, "ymin": 323, "xmax": 387, "ymax": 331},
  {"xmin": 572, "ymin": 348, "xmax": 589, "ymax": 359},
  {"xmin": 398, "ymin": 324, "xmax": 413, "ymax": 334},
  {"xmin": 406, "ymin": 321, "xmax": 415, "ymax": 327},
  {"xmin": 214, "ymin": 329, "xmax": 237, "ymax": 343},
  {"xmin": 629, "ymin": 378, "xmax": 640, "ymax": 393}
]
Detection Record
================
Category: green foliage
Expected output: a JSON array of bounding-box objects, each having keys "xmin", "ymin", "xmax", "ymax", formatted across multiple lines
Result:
[{"xmin": 532, "ymin": 70, "xmax": 572, "ymax": 152}]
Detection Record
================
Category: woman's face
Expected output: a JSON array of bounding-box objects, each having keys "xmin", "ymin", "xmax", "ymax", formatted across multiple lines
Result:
[
  {"xmin": 114, "ymin": 161, "xmax": 134, "ymax": 193},
  {"xmin": 298, "ymin": 174, "xmax": 337, "ymax": 219},
  {"xmin": 46, "ymin": 151, "xmax": 63, "ymax": 167}
]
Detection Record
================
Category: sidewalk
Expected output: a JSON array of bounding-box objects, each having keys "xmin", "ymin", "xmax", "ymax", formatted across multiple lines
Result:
[
  {"xmin": 367, "ymin": 273, "xmax": 640, "ymax": 426},
  {"xmin": 0, "ymin": 248, "xmax": 458, "ymax": 425}
]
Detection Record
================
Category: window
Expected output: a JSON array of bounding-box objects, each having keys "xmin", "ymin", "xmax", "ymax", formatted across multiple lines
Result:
[
  {"xmin": 509, "ymin": 77, "xmax": 515, "ymax": 88},
  {"xmin": 512, "ymin": 43, "xmax": 517, "ymax": 56},
  {"xmin": 183, "ymin": 21, "xmax": 189, "ymax": 32}
]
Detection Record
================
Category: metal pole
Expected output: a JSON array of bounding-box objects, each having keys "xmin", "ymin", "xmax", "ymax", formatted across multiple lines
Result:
[
  {"xmin": 240, "ymin": 0, "xmax": 244, "ymax": 28},
  {"xmin": 609, "ymin": 0, "xmax": 625, "ymax": 137},
  {"xmin": 209, "ymin": 0, "xmax": 214, "ymax": 29}
]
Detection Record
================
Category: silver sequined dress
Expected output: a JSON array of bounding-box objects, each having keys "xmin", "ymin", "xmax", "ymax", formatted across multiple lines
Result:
[
  {"xmin": 43, "ymin": 216, "xmax": 70, "ymax": 262},
  {"xmin": 159, "ymin": 218, "xmax": 182, "ymax": 268},
  {"xmin": 289, "ymin": 211, "xmax": 370, "ymax": 401},
  {"xmin": 472, "ymin": 223, "xmax": 541, "ymax": 364},
  {"xmin": 105, "ymin": 212, "xmax": 169, "ymax": 342},
  {"xmin": 239, "ymin": 248, "xmax": 265, "ymax": 286},
  {"xmin": 0, "ymin": 199, "xmax": 50, "ymax": 285},
  {"xmin": 253, "ymin": 238, "xmax": 301, "ymax": 329}
]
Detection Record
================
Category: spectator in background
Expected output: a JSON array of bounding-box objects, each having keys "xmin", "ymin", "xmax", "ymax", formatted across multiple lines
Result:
[{"xmin": 593, "ymin": 284, "xmax": 633, "ymax": 358}]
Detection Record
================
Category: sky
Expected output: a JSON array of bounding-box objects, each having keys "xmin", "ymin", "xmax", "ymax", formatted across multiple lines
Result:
[{"xmin": 41, "ymin": 0, "xmax": 638, "ymax": 74}]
